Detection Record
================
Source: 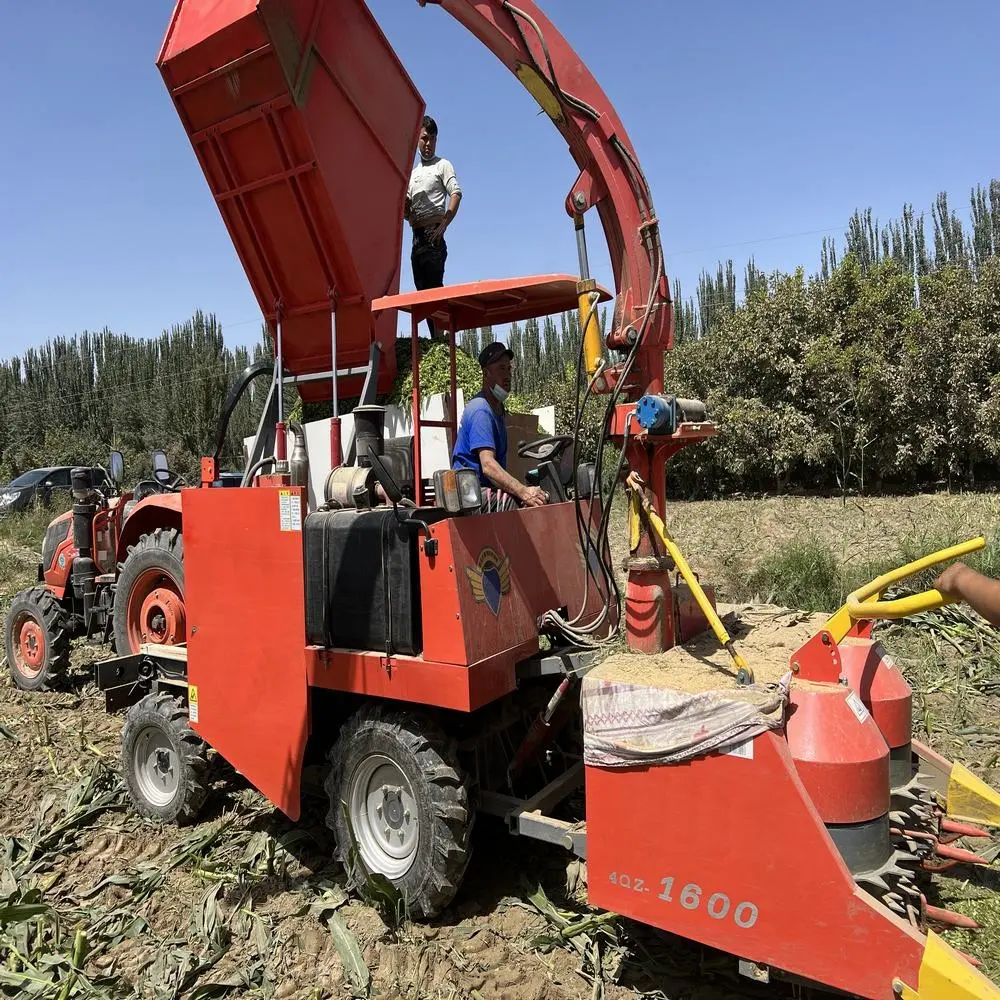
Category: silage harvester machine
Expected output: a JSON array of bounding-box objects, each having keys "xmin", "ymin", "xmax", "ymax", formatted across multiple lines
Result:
[{"xmin": 87, "ymin": 1, "xmax": 1000, "ymax": 996}]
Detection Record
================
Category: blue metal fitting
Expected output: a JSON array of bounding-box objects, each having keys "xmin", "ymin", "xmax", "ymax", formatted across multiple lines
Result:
[{"xmin": 635, "ymin": 394, "xmax": 677, "ymax": 435}]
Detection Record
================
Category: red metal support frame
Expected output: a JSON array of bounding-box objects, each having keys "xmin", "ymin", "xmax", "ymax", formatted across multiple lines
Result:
[{"xmin": 411, "ymin": 314, "xmax": 423, "ymax": 505}]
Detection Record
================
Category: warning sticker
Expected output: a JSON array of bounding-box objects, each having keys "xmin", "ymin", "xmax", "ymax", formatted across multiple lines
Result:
[
  {"xmin": 846, "ymin": 690, "xmax": 870, "ymax": 724},
  {"xmin": 722, "ymin": 737, "xmax": 754, "ymax": 760},
  {"xmin": 278, "ymin": 489, "xmax": 302, "ymax": 532},
  {"xmin": 188, "ymin": 685, "xmax": 199, "ymax": 723},
  {"xmin": 883, "ymin": 654, "xmax": 898, "ymax": 671}
]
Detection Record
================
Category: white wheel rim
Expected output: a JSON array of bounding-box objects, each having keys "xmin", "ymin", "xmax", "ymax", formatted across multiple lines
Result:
[
  {"xmin": 348, "ymin": 753, "xmax": 419, "ymax": 879},
  {"xmin": 133, "ymin": 725, "xmax": 179, "ymax": 808}
]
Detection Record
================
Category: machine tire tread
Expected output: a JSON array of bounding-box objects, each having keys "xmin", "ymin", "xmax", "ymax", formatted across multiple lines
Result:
[
  {"xmin": 4, "ymin": 586, "xmax": 71, "ymax": 691},
  {"xmin": 326, "ymin": 704, "xmax": 473, "ymax": 920},
  {"xmin": 122, "ymin": 691, "xmax": 208, "ymax": 825},
  {"xmin": 112, "ymin": 528, "xmax": 184, "ymax": 656}
]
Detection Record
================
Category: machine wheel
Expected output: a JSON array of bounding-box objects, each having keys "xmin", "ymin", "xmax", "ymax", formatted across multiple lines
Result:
[
  {"xmin": 3, "ymin": 587, "xmax": 71, "ymax": 691},
  {"xmin": 113, "ymin": 528, "xmax": 185, "ymax": 656},
  {"xmin": 122, "ymin": 691, "xmax": 208, "ymax": 824},
  {"xmin": 325, "ymin": 705, "xmax": 473, "ymax": 920}
]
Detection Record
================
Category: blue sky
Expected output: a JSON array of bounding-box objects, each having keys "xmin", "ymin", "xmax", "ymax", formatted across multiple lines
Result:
[{"xmin": 1, "ymin": 0, "xmax": 997, "ymax": 359}]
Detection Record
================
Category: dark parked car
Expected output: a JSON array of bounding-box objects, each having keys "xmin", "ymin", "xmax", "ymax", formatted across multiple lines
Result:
[{"xmin": 0, "ymin": 466, "xmax": 110, "ymax": 516}]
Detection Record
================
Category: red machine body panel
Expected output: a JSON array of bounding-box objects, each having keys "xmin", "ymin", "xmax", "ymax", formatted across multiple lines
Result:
[
  {"xmin": 158, "ymin": 0, "xmax": 425, "ymax": 400},
  {"xmin": 425, "ymin": 503, "xmax": 607, "ymax": 667},
  {"xmin": 183, "ymin": 486, "xmax": 310, "ymax": 820},
  {"xmin": 305, "ymin": 501, "xmax": 606, "ymax": 710},
  {"xmin": 306, "ymin": 645, "xmax": 521, "ymax": 713},
  {"xmin": 840, "ymin": 637, "xmax": 913, "ymax": 750},
  {"xmin": 585, "ymin": 732, "xmax": 925, "ymax": 1000}
]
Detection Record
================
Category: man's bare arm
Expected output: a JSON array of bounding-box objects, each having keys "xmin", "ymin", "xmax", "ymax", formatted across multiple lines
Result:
[
  {"xmin": 933, "ymin": 562, "xmax": 1000, "ymax": 626},
  {"xmin": 479, "ymin": 449, "xmax": 545, "ymax": 507}
]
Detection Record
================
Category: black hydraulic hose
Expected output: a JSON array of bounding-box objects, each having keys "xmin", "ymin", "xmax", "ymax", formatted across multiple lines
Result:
[
  {"xmin": 242, "ymin": 454, "xmax": 276, "ymax": 487},
  {"xmin": 497, "ymin": 1, "xmax": 672, "ymax": 642}
]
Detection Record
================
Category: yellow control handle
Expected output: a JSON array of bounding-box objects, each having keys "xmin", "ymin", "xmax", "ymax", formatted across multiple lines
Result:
[{"xmin": 826, "ymin": 536, "xmax": 986, "ymax": 643}]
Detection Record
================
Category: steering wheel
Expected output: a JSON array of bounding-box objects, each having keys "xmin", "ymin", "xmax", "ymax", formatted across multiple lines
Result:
[
  {"xmin": 132, "ymin": 472, "xmax": 186, "ymax": 503},
  {"xmin": 517, "ymin": 435, "xmax": 574, "ymax": 464},
  {"xmin": 152, "ymin": 467, "xmax": 186, "ymax": 491}
]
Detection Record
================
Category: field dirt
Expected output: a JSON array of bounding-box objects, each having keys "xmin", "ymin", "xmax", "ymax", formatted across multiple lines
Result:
[
  {"xmin": 1, "ymin": 648, "xmax": 649, "ymax": 1000},
  {"xmin": 5, "ymin": 494, "xmax": 1000, "ymax": 997},
  {"xmin": 591, "ymin": 604, "xmax": 827, "ymax": 694}
]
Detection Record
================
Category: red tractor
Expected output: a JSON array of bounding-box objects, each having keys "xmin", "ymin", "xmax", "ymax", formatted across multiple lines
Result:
[
  {"xmin": 76, "ymin": 1, "xmax": 1000, "ymax": 997},
  {"xmin": 4, "ymin": 361, "xmax": 273, "ymax": 691},
  {"xmin": 3, "ymin": 451, "xmax": 186, "ymax": 690}
]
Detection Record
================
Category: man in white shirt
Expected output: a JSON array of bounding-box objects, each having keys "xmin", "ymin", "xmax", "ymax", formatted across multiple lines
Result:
[{"xmin": 404, "ymin": 116, "xmax": 462, "ymax": 340}]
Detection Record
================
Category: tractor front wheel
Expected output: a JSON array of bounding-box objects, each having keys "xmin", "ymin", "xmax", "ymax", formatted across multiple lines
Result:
[
  {"xmin": 3, "ymin": 587, "xmax": 71, "ymax": 691},
  {"xmin": 113, "ymin": 528, "xmax": 185, "ymax": 656},
  {"xmin": 122, "ymin": 691, "xmax": 208, "ymax": 824},
  {"xmin": 325, "ymin": 705, "xmax": 473, "ymax": 920}
]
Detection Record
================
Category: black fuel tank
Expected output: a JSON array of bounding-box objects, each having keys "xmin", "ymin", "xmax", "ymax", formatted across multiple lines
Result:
[{"xmin": 304, "ymin": 508, "xmax": 422, "ymax": 656}]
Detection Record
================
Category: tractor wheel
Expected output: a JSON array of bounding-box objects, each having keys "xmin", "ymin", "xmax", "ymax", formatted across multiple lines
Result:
[
  {"xmin": 325, "ymin": 705, "xmax": 473, "ymax": 920},
  {"xmin": 113, "ymin": 528, "xmax": 185, "ymax": 657},
  {"xmin": 122, "ymin": 691, "xmax": 208, "ymax": 824},
  {"xmin": 3, "ymin": 587, "xmax": 71, "ymax": 691}
]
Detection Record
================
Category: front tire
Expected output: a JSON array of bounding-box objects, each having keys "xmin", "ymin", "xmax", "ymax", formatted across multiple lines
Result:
[
  {"xmin": 4, "ymin": 587, "xmax": 71, "ymax": 691},
  {"xmin": 113, "ymin": 528, "xmax": 185, "ymax": 656},
  {"xmin": 325, "ymin": 705, "xmax": 473, "ymax": 920},
  {"xmin": 122, "ymin": 692, "xmax": 208, "ymax": 824}
]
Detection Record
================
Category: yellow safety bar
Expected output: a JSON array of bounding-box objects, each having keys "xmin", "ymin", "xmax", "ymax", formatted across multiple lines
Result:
[
  {"xmin": 824, "ymin": 536, "xmax": 986, "ymax": 644},
  {"xmin": 627, "ymin": 473, "xmax": 754, "ymax": 685}
]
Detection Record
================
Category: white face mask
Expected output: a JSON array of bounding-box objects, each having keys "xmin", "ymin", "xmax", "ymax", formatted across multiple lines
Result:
[{"xmin": 491, "ymin": 384, "xmax": 509, "ymax": 403}]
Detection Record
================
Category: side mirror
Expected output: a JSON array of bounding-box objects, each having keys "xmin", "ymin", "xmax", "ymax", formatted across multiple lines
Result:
[
  {"xmin": 152, "ymin": 450, "xmax": 170, "ymax": 484},
  {"xmin": 109, "ymin": 451, "xmax": 124, "ymax": 485}
]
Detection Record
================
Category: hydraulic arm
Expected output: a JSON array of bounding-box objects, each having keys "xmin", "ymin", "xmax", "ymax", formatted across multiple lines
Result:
[{"xmin": 417, "ymin": 0, "xmax": 672, "ymax": 396}]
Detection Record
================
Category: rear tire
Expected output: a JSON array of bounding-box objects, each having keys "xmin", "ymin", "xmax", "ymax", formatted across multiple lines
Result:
[
  {"xmin": 3, "ymin": 587, "xmax": 71, "ymax": 691},
  {"xmin": 122, "ymin": 691, "xmax": 207, "ymax": 824},
  {"xmin": 113, "ymin": 528, "xmax": 185, "ymax": 657},
  {"xmin": 325, "ymin": 705, "xmax": 473, "ymax": 920}
]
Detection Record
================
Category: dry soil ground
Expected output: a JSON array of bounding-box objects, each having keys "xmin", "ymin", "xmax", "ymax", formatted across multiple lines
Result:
[{"xmin": 3, "ymin": 493, "xmax": 1000, "ymax": 999}]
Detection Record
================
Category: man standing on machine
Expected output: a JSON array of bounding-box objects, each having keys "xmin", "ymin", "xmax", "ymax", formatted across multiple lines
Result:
[
  {"xmin": 404, "ymin": 115, "xmax": 462, "ymax": 341},
  {"xmin": 452, "ymin": 342, "xmax": 548, "ymax": 511}
]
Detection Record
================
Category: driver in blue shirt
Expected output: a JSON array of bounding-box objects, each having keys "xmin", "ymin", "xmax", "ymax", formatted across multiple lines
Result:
[{"xmin": 452, "ymin": 342, "xmax": 548, "ymax": 511}]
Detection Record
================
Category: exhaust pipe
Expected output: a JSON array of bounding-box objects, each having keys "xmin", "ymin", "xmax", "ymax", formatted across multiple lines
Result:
[
  {"xmin": 289, "ymin": 421, "xmax": 309, "ymax": 489},
  {"xmin": 70, "ymin": 467, "xmax": 99, "ymax": 630}
]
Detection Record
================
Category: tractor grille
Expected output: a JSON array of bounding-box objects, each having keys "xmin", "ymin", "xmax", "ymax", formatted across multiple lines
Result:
[{"xmin": 41, "ymin": 518, "xmax": 72, "ymax": 572}]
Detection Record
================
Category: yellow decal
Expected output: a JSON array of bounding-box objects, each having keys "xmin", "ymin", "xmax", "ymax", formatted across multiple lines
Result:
[
  {"xmin": 515, "ymin": 63, "xmax": 564, "ymax": 123},
  {"xmin": 947, "ymin": 762, "xmax": 1000, "ymax": 827},
  {"xmin": 188, "ymin": 684, "xmax": 199, "ymax": 724}
]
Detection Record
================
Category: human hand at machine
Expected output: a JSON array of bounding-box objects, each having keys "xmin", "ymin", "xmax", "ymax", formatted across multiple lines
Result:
[
  {"xmin": 932, "ymin": 561, "xmax": 1000, "ymax": 627},
  {"xmin": 479, "ymin": 448, "xmax": 548, "ymax": 508}
]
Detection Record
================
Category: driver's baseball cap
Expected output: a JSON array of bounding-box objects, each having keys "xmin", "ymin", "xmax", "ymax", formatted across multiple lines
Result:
[{"xmin": 478, "ymin": 341, "xmax": 514, "ymax": 368}]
